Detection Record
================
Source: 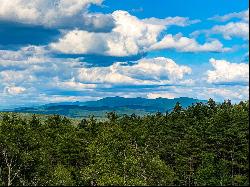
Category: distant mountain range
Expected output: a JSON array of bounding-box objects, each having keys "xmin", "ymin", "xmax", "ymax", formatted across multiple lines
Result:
[{"xmin": 3, "ymin": 96, "xmax": 207, "ymax": 118}]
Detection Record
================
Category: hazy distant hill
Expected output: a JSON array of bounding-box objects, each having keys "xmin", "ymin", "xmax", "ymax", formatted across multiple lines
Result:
[{"xmin": 4, "ymin": 96, "xmax": 206, "ymax": 118}]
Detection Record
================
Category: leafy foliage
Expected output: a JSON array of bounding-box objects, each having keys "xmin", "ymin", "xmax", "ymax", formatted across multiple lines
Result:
[{"xmin": 0, "ymin": 99, "xmax": 249, "ymax": 186}]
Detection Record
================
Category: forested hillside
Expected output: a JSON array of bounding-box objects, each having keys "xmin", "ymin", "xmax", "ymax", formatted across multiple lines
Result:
[
  {"xmin": 7, "ymin": 97, "xmax": 206, "ymax": 118},
  {"xmin": 0, "ymin": 99, "xmax": 249, "ymax": 186}
]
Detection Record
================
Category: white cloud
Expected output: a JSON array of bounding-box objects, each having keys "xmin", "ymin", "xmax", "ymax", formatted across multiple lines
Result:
[
  {"xmin": 0, "ymin": 48, "xmax": 193, "ymax": 105},
  {"xmin": 191, "ymin": 22, "xmax": 249, "ymax": 40},
  {"xmin": 207, "ymin": 58, "xmax": 249, "ymax": 84},
  {"xmin": 0, "ymin": 3, "xmax": 248, "ymax": 108},
  {"xmin": 211, "ymin": 22, "xmax": 249, "ymax": 40},
  {"xmin": 192, "ymin": 9, "xmax": 249, "ymax": 40},
  {"xmin": 81, "ymin": 13, "xmax": 116, "ymax": 32},
  {"xmin": 0, "ymin": 46, "xmax": 48, "ymax": 68},
  {"xmin": 0, "ymin": 0, "xmax": 202, "ymax": 33},
  {"xmin": 40, "ymin": 95, "xmax": 99, "ymax": 103},
  {"xmin": 0, "ymin": 0, "xmax": 103, "ymax": 28},
  {"xmin": 0, "ymin": 48, "xmax": 196, "ymax": 108},
  {"xmin": 0, "ymin": 47, "xmax": 93, "ymax": 96},
  {"xmin": 50, "ymin": 10, "xmax": 164, "ymax": 56},
  {"xmin": 77, "ymin": 57, "xmax": 193, "ymax": 85},
  {"xmin": 50, "ymin": 30, "xmax": 108, "ymax": 55},
  {"xmin": 150, "ymin": 34, "xmax": 230, "ymax": 52},
  {"xmin": 0, "ymin": 70, "xmax": 36, "ymax": 84},
  {"xmin": 4, "ymin": 86, "xmax": 26, "ymax": 95},
  {"xmin": 147, "ymin": 92, "xmax": 177, "ymax": 99},
  {"xmin": 147, "ymin": 85, "xmax": 249, "ymax": 103},
  {"xmin": 204, "ymin": 87, "xmax": 249, "ymax": 101},
  {"xmin": 51, "ymin": 10, "xmax": 229, "ymax": 56},
  {"xmin": 203, "ymin": 86, "xmax": 249, "ymax": 102},
  {"xmin": 209, "ymin": 9, "xmax": 249, "ymax": 22},
  {"xmin": 52, "ymin": 77, "xmax": 97, "ymax": 91},
  {"xmin": 0, "ymin": 51, "xmax": 248, "ymax": 107},
  {"xmin": 142, "ymin": 16, "xmax": 200, "ymax": 27}
]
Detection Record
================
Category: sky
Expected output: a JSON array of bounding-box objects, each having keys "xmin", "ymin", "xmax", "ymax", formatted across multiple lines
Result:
[{"xmin": 0, "ymin": 0, "xmax": 249, "ymax": 109}]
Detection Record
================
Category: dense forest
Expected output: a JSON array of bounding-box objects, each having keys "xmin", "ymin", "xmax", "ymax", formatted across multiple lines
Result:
[{"xmin": 0, "ymin": 99, "xmax": 249, "ymax": 186}]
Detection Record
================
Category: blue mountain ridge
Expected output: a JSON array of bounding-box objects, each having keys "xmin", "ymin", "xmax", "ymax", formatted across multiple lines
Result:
[{"xmin": 4, "ymin": 96, "xmax": 207, "ymax": 118}]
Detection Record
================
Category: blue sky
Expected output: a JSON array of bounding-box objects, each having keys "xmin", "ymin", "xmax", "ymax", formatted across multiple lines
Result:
[{"xmin": 0, "ymin": 0, "xmax": 249, "ymax": 108}]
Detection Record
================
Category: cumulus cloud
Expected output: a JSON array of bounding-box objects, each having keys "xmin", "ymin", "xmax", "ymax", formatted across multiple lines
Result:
[
  {"xmin": 142, "ymin": 16, "xmax": 200, "ymax": 27},
  {"xmin": 0, "ymin": 0, "xmax": 201, "ymax": 31},
  {"xmin": 0, "ymin": 0, "xmax": 103, "ymax": 28},
  {"xmin": 0, "ymin": 45, "xmax": 47, "ymax": 67},
  {"xmin": 209, "ymin": 9, "xmax": 249, "ymax": 22},
  {"xmin": 0, "ymin": 50, "xmax": 193, "ymax": 88},
  {"xmin": 210, "ymin": 22, "xmax": 249, "ymax": 40},
  {"xmin": 191, "ymin": 23, "xmax": 249, "ymax": 40},
  {"xmin": 51, "ymin": 10, "xmax": 229, "ymax": 56},
  {"xmin": 147, "ymin": 92, "xmax": 177, "ymax": 99},
  {"xmin": 82, "ymin": 13, "xmax": 116, "ymax": 32},
  {"xmin": 76, "ymin": 57, "xmax": 193, "ymax": 85},
  {"xmin": 0, "ymin": 47, "xmax": 97, "ymax": 97},
  {"xmin": 4, "ymin": 86, "xmax": 26, "ymax": 95},
  {"xmin": 0, "ymin": 2, "xmax": 248, "ymax": 108},
  {"xmin": 50, "ymin": 30, "xmax": 108, "ymax": 55},
  {"xmin": 50, "ymin": 10, "xmax": 164, "ymax": 56},
  {"xmin": 192, "ymin": 9, "xmax": 249, "ymax": 40},
  {"xmin": 204, "ymin": 86, "xmax": 249, "ymax": 101},
  {"xmin": 150, "ymin": 34, "xmax": 230, "ymax": 52},
  {"xmin": 146, "ymin": 85, "xmax": 249, "ymax": 103},
  {"xmin": 40, "ymin": 95, "xmax": 100, "ymax": 103},
  {"xmin": 52, "ymin": 77, "xmax": 97, "ymax": 91},
  {"xmin": 0, "ymin": 47, "xmax": 193, "ymax": 105},
  {"xmin": 184, "ymin": 85, "xmax": 249, "ymax": 102},
  {"xmin": 0, "ymin": 48, "xmax": 248, "ymax": 106},
  {"xmin": 0, "ymin": 70, "xmax": 36, "ymax": 84},
  {"xmin": 207, "ymin": 58, "xmax": 249, "ymax": 84}
]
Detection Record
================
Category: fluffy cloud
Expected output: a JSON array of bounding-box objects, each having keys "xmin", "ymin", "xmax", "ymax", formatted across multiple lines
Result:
[
  {"xmin": 1, "ymin": 50, "xmax": 193, "ymax": 88},
  {"xmin": 1, "ymin": 3, "xmax": 225, "ymax": 57},
  {"xmin": 147, "ymin": 92, "xmax": 177, "ymax": 99},
  {"xmin": 146, "ymin": 85, "xmax": 249, "ymax": 103},
  {"xmin": 4, "ymin": 86, "xmax": 26, "ymax": 95},
  {"xmin": 203, "ymin": 86, "xmax": 249, "ymax": 101},
  {"xmin": 76, "ymin": 57, "xmax": 193, "ymax": 85},
  {"xmin": 0, "ymin": 0, "xmax": 200, "ymax": 31},
  {"xmin": 50, "ymin": 30, "xmax": 108, "ymax": 55},
  {"xmin": 0, "ymin": 46, "xmax": 47, "ymax": 68},
  {"xmin": 150, "ymin": 34, "xmax": 230, "ymax": 52},
  {"xmin": 50, "ymin": 10, "xmax": 164, "ymax": 56},
  {"xmin": 39, "ymin": 95, "xmax": 100, "ymax": 103},
  {"xmin": 0, "ymin": 48, "xmax": 248, "ymax": 107},
  {"xmin": 0, "ymin": 70, "xmax": 37, "ymax": 85},
  {"xmin": 142, "ymin": 16, "xmax": 200, "ymax": 27},
  {"xmin": 81, "ymin": 13, "xmax": 116, "ymax": 32},
  {"xmin": 210, "ymin": 22, "xmax": 249, "ymax": 40},
  {"xmin": 51, "ymin": 10, "xmax": 229, "ymax": 56},
  {"xmin": 0, "ymin": 47, "xmax": 97, "ymax": 97},
  {"xmin": 0, "ymin": 0, "xmax": 103, "ymax": 28},
  {"xmin": 192, "ymin": 9, "xmax": 249, "ymax": 40},
  {"xmin": 209, "ymin": 9, "xmax": 249, "ymax": 22},
  {"xmin": 0, "ymin": 2, "xmax": 248, "ymax": 108},
  {"xmin": 207, "ymin": 58, "xmax": 249, "ymax": 84},
  {"xmin": 0, "ymin": 48, "xmax": 193, "ymax": 104},
  {"xmin": 183, "ymin": 85, "xmax": 249, "ymax": 102},
  {"xmin": 52, "ymin": 78, "xmax": 97, "ymax": 91}
]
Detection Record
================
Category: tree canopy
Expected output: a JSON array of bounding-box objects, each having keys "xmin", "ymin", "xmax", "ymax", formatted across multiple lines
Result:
[{"xmin": 0, "ymin": 99, "xmax": 249, "ymax": 186}]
